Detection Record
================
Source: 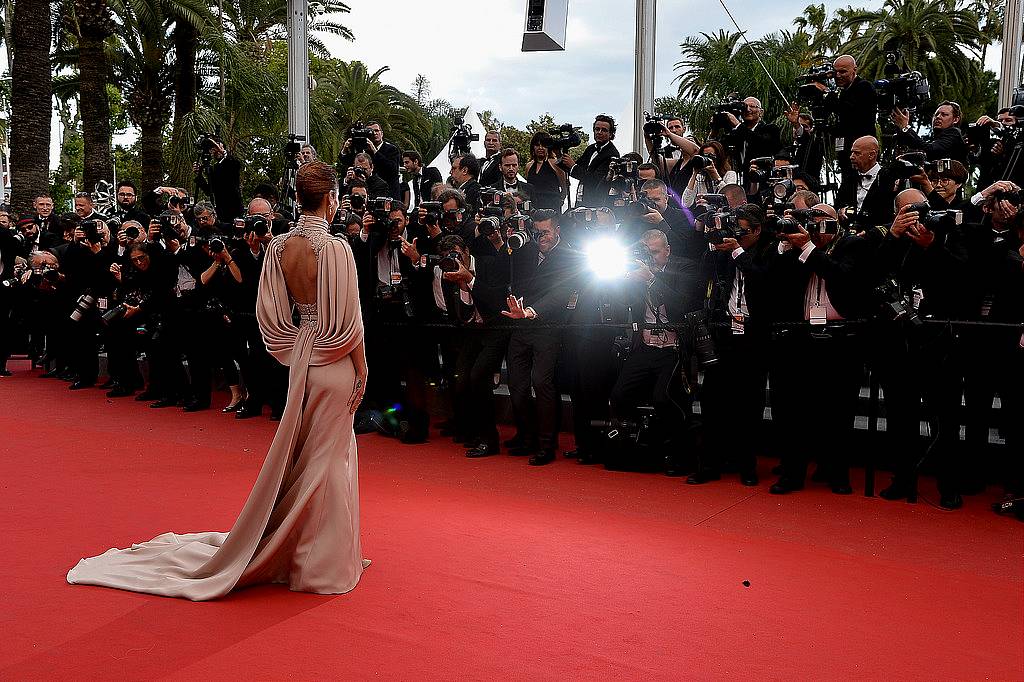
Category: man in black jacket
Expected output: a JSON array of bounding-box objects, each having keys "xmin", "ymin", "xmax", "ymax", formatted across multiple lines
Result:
[
  {"xmin": 608, "ymin": 229, "xmax": 702, "ymax": 464},
  {"xmin": 494, "ymin": 149, "xmax": 535, "ymax": 203},
  {"xmin": 722, "ymin": 97, "xmax": 782, "ymax": 192},
  {"xmin": 892, "ymin": 101, "xmax": 969, "ymax": 163},
  {"xmin": 194, "ymin": 136, "xmax": 244, "ymax": 220},
  {"xmin": 691, "ymin": 205, "xmax": 778, "ymax": 487},
  {"xmin": 837, "ymin": 135, "xmax": 897, "ymax": 228},
  {"xmin": 113, "ymin": 181, "xmax": 150, "ymax": 226},
  {"xmin": 402, "ymin": 151, "xmax": 443, "ymax": 212},
  {"xmin": 768, "ymin": 204, "xmax": 876, "ymax": 495},
  {"xmin": 806, "ymin": 55, "xmax": 877, "ymax": 186},
  {"xmin": 479, "ymin": 130, "xmax": 504, "ymax": 188},
  {"xmin": 562, "ymin": 115, "xmax": 620, "ymax": 207},
  {"xmin": 450, "ymin": 154, "xmax": 482, "ymax": 218},
  {"xmin": 500, "ymin": 209, "xmax": 580, "ymax": 464}
]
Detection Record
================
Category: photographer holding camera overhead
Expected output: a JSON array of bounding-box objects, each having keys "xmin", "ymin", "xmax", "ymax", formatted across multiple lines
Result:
[
  {"xmin": 343, "ymin": 152, "xmax": 391, "ymax": 199},
  {"xmin": 971, "ymin": 106, "xmax": 1024, "ymax": 187},
  {"xmin": 524, "ymin": 131, "xmax": 567, "ymax": 211},
  {"xmin": 338, "ymin": 121, "xmax": 402, "ymax": 199},
  {"xmin": 892, "ymin": 101, "xmax": 969, "ymax": 163},
  {"xmin": 561, "ymin": 115, "xmax": 620, "ymax": 207},
  {"xmin": 194, "ymin": 134, "xmax": 244, "ymax": 221},
  {"xmin": 721, "ymin": 97, "xmax": 782, "ymax": 194}
]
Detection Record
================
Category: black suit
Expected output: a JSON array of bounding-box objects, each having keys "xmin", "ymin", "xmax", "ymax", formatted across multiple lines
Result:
[
  {"xmin": 836, "ymin": 165, "xmax": 898, "ymax": 227},
  {"xmin": 373, "ymin": 141, "xmax": 403, "ymax": 198},
  {"xmin": 569, "ymin": 142, "xmax": 620, "ymax": 207},
  {"xmin": 479, "ymin": 154, "xmax": 503, "ymax": 188},
  {"xmin": 196, "ymin": 154, "xmax": 244, "ymax": 220},
  {"xmin": 725, "ymin": 121, "xmax": 782, "ymax": 181},
  {"xmin": 896, "ymin": 126, "xmax": 968, "ymax": 163},
  {"xmin": 459, "ymin": 179, "xmax": 482, "ymax": 218},
  {"xmin": 405, "ymin": 167, "xmax": 443, "ymax": 209},
  {"xmin": 497, "ymin": 180, "xmax": 536, "ymax": 205},
  {"xmin": 825, "ymin": 78, "xmax": 878, "ymax": 152},
  {"xmin": 506, "ymin": 241, "xmax": 580, "ymax": 452}
]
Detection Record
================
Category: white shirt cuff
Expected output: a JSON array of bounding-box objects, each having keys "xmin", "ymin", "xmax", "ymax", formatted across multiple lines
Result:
[
  {"xmin": 970, "ymin": 192, "xmax": 985, "ymax": 206},
  {"xmin": 731, "ymin": 247, "xmax": 745, "ymax": 259},
  {"xmin": 778, "ymin": 242, "xmax": 792, "ymax": 254},
  {"xmin": 798, "ymin": 241, "xmax": 816, "ymax": 263}
]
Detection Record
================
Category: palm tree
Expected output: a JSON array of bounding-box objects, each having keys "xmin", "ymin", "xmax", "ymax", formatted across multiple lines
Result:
[
  {"xmin": 9, "ymin": 0, "xmax": 52, "ymax": 213},
  {"xmin": 73, "ymin": 0, "xmax": 116, "ymax": 190}
]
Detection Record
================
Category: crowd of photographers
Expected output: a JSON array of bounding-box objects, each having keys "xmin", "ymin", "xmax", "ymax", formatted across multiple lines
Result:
[{"xmin": 1, "ymin": 54, "xmax": 1022, "ymax": 518}]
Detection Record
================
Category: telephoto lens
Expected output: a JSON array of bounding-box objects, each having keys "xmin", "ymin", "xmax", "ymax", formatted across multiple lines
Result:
[{"xmin": 69, "ymin": 291, "xmax": 97, "ymax": 322}]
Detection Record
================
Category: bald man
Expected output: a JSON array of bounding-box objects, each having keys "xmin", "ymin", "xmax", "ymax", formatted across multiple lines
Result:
[
  {"xmin": 837, "ymin": 135, "xmax": 896, "ymax": 226},
  {"xmin": 723, "ymin": 96, "xmax": 782, "ymax": 192},
  {"xmin": 809, "ymin": 54, "xmax": 878, "ymax": 189}
]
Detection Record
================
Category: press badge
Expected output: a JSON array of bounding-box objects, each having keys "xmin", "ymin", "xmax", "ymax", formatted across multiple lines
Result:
[
  {"xmin": 391, "ymin": 272, "xmax": 403, "ymax": 286},
  {"xmin": 809, "ymin": 304, "xmax": 827, "ymax": 326},
  {"xmin": 97, "ymin": 298, "xmax": 109, "ymax": 311},
  {"xmin": 834, "ymin": 137, "xmax": 845, "ymax": 152},
  {"xmin": 731, "ymin": 314, "xmax": 745, "ymax": 335},
  {"xmin": 566, "ymin": 291, "xmax": 578, "ymax": 310}
]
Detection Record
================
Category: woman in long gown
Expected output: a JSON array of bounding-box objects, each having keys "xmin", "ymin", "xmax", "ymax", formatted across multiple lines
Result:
[{"xmin": 67, "ymin": 161, "xmax": 371, "ymax": 601}]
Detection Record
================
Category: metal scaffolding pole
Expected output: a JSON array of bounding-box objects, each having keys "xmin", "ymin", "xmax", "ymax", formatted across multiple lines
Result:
[
  {"xmin": 287, "ymin": 0, "xmax": 310, "ymax": 141},
  {"xmin": 632, "ymin": 0, "xmax": 656, "ymax": 154}
]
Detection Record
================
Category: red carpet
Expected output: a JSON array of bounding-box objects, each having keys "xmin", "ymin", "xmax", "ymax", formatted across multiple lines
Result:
[{"xmin": 1, "ymin": 363, "xmax": 1021, "ymax": 680}]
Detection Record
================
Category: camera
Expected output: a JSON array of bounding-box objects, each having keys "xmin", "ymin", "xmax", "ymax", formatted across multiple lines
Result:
[
  {"xmin": 796, "ymin": 64, "xmax": 836, "ymax": 102},
  {"xmin": 69, "ymin": 290, "xmax": 97, "ymax": 322},
  {"xmin": 607, "ymin": 158, "xmax": 639, "ymax": 190},
  {"xmin": 697, "ymin": 193, "xmax": 728, "ymax": 209},
  {"xmin": 703, "ymin": 210, "xmax": 750, "ymax": 245},
  {"xmin": 346, "ymin": 193, "xmax": 366, "ymax": 212},
  {"xmin": 420, "ymin": 200, "xmax": 442, "ymax": 226},
  {"xmin": 424, "ymin": 253, "xmax": 460, "ymax": 273},
  {"xmin": 874, "ymin": 54, "xmax": 930, "ymax": 114},
  {"xmin": 642, "ymin": 112, "xmax": 671, "ymax": 154},
  {"xmin": 349, "ymin": 121, "xmax": 373, "ymax": 154},
  {"xmin": 712, "ymin": 95, "xmax": 747, "ymax": 129},
  {"xmin": 689, "ymin": 155, "xmax": 716, "ymax": 171},
  {"xmin": 195, "ymin": 133, "xmax": 217, "ymax": 159},
  {"xmin": 80, "ymin": 219, "xmax": 104, "ymax": 244},
  {"xmin": 367, "ymin": 197, "xmax": 395, "ymax": 223},
  {"xmin": 243, "ymin": 214, "xmax": 270, "ymax": 237},
  {"xmin": 993, "ymin": 189, "xmax": 1023, "ymax": 206},
  {"xmin": 746, "ymin": 157, "xmax": 775, "ymax": 184},
  {"xmin": 684, "ymin": 310, "xmax": 719, "ymax": 367},
  {"xmin": 546, "ymin": 123, "xmax": 583, "ymax": 154},
  {"xmin": 771, "ymin": 178, "xmax": 799, "ymax": 202},
  {"xmin": 191, "ymin": 234, "xmax": 230, "ymax": 254},
  {"xmin": 887, "ymin": 152, "xmax": 928, "ymax": 179},
  {"xmin": 478, "ymin": 216, "xmax": 501, "ymax": 237},
  {"xmin": 874, "ymin": 278, "xmax": 922, "ymax": 327},
  {"xmin": 450, "ymin": 116, "xmax": 480, "ymax": 157},
  {"xmin": 508, "ymin": 226, "xmax": 532, "ymax": 250},
  {"xmin": 101, "ymin": 291, "xmax": 147, "ymax": 326}
]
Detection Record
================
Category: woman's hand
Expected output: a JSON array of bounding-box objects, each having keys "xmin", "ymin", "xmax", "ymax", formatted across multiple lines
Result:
[{"xmin": 348, "ymin": 371, "xmax": 367, "ymax": 414}]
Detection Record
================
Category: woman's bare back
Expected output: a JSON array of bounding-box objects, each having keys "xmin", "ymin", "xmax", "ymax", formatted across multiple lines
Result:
[{"xmin": 280, "ymin": 235, "xmax": 320, "ymax": 306}]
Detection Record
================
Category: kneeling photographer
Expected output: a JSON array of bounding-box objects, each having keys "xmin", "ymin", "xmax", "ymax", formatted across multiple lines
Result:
[
  {"xmin": 873, "ymin": 189, "xmax": 971, "ymax": 509},
  {"xmin": 691, "ymin": 204, "xmax": 777, "ymax": 487},
  {"xmin": 607, "ymin": 229, "xmax": 702, "ymax": 473},
  {"xmin": 768, "ymin": 203, "xmax": 876, "ymax": 496},
  {"xmin": 63, "ymin": 218, "xmax": 116, "ymax": 390},
  {"xmin": 359, "ymin": 200, "xmax": 431, "ymax": 443}
]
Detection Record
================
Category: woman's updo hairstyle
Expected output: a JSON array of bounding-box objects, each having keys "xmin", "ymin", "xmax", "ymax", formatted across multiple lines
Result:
[{"xmin": 295, "ymin": 161, "xmax": 337, "ymax": 210}]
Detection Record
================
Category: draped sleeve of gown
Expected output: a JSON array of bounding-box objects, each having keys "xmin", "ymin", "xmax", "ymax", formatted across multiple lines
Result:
[{"xmin": 67, "ymin": 217, "xmax": 370, "ymax": 601}]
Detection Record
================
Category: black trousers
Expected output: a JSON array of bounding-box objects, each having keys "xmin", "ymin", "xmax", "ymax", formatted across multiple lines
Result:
[
  {"xmin": 68, "ymin": 311, "xmax": 100, "ymax": 384},
  {"xmin": 236, "ymin": 312, "xmax": 286, "ymax": 414},
  {"xmin": 104, "ymin": 316, "xmax": 144, "ymax": 389},
  {"xmin": 610, "ymin": 343, "xmax": 687, "ymax": 438},
  {"xmin": 566, "ymin": 329, "xmax": 620, "ymax": 457},
  {"xmin": 700, "ymin": 330, "xmax": 770, "ymax": 476},
  {"xmin": 367, "ymin": 304, "xmax": 431, "ymax": 437},
  {"xmin": 453, "ymin": 327, "xmax": 509, "ymax": 447},
  {"xmin": 771, "ymin": 326, "xmax": 863, "ymax": 485},
  {"xmin": 507, "ymin": 328, "xmax": 562, "ymax": 451}
]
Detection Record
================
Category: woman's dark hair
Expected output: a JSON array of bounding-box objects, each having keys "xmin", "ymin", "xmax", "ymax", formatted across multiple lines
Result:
[
  {"xmin": 700, "ymin": 140, "xmax": 731, "ymax": 174},
  {"xmin": 295, "ymin": 161, "xmax": 337, "ymax": 209},
  {"xmin": 529, "ymin": 131, "xmax": 553, "ymax": 157}
]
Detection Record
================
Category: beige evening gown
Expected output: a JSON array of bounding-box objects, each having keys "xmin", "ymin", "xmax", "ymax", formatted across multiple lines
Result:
[{"xmin": 67, "ymin": 216, "xmax": 370, "ymax": 601}]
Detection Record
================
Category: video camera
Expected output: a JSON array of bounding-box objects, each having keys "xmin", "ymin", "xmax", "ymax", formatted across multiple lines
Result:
[
  {"xmin": 196, "ymin": 133, "xmax": 218, "ymax": 160},
  {"xmin": 349, "ymin": 121, "xmax": 374, "ymax": 154},
  {"xmin": 450, "ymin": 116, "xmax": 479, "ymax": 157},
  {"xmin": 546, "ymin": 123, "xmax": 583, "ymax": 154},
  {"xmin": 874, "ymin": 54, "xmax": 930, "ymax": 116},
  {"xmin": 712, "ymin": 95, "xmax": 747, "ymax": 129},
  {"xmin": 795, "ymin": 64, "xmax": 836, "ymax": 102}
]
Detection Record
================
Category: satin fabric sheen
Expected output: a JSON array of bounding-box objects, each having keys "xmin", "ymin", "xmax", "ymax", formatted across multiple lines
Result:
[{"xmin": 66, "ymin": 221, "xmax": 369, "ymax": 601}]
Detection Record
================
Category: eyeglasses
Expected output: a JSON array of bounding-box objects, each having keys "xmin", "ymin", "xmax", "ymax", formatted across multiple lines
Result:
[
  {"xmin": 934, "ymin": 177, "xmax": 958, "ymax": 185},
  {"xmin": 117, "ymin": 192, "xmax": 136, "ymax": 198},
  {"xmin": 130, "ymin": 255, "xmax": 147, "ymax": 263}
]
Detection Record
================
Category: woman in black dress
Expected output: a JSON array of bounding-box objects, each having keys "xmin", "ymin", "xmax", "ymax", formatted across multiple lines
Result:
[{"xmin": 524, "ymin": 132, "xmax": 567, "ymax": 211}]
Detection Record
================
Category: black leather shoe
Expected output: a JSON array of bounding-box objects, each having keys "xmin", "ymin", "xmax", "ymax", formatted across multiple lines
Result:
[
  {"xmin": 235, "ymin": 405, "xmax": 261, "ymax": 419},
  {"xmin": 939, "ymin": 493, "xmax": 963, "ymax": 510},
  {"xmin": 135, "ymin": 390, "xmax": 158, "ymax": 401},
  {"xmin": 879, "ymin": 482, "xmax": 917, "ymax": 502},
  {"xmin": 466, "ymin": 441, "xmax": 499, "ymax": 458},
  {"xmin": 740, "ymin": 471, "xmax": 759, "ymax": 487},
  {"xmin": 528, "ymin": 450, "xmax": 556, "ymax": 466},
  {"xmin": 106, "ymin": 385, "xmax": 135, "ymax": 398},
  {"xmin": 69, "ymin": 381, "xmax": 95, "ymax": 390},
  {"xmin": 576, "ymin": 450, "xmax": 602, "ymax": 465},
  {"xmin": 831, "ymin": 482, "xmax": 854, "ymax": 495},
  {"xmin": 769, "ymin": 477, "xmax": 805, "ymax": 495},
  {"xmin": 150, "ymin": 398, "xmax": 177, "ymax": 408},
  {"xmin": 98, "ymin": 378, "xmax": 116, "ymax": 389},
  {"xmin": 222, "ymin": 401, "xmax": 243, "ymax": 413},
  {"xmin": 182, "ymin": 400, "xmax": 209, "ymax": 412},
  {"xmin": 686, "ymin": 470, "xmax": 721, "ymax": 485}
]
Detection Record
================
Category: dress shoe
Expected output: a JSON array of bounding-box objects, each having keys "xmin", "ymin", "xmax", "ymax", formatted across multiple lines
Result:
[
  {"xmin": 879, "ymin": 482, "xmax": 917, "ymax": 502},
  {"xmin": 69, "ymin": 381, "xmax": 95, "ymax": 390},
  {"xmin": 769, "ymin": 477, "xmax": 805, "ymax": 495},
  {"xmin": 740, "ymin": 471, "xmax": 759, "ymax": 487},
  {"xmin": 182, "ymin": 400, "xmax": 210, "ymax": 412},
  {"xmin": 0, "ymin": 369, "xmax": 12, "ymax": 377},
  {"xmin": 106, "ymin": 385, "xmax": 135, "ymax": 398},
  {"xmin": 686, "ymin": 470, "xmax": 721, "ymax": 485},
  {"xmin": 831, "ymin": 482, "xmax": 854, "ymax": 495},
  {"xmin": 235, "ymin": 405, "xmax": 261, "ymax": 419},
  {"xmin": 222, "ymin": 401, "xmax": 243, "ymax": 413},
  {"xmin": 528, "ymin": 450, "xmax": 556, "ymax": 466},
  {"xmin": 466, "ymin": 441, "xmax": 499, "ymax": 458},
  {"xmin": 150, "ymin": 398, "xmax": 177, "ymax": 408},
  {"xmin": 58, "ymin": 371, "xmax": 77, "ymax": 381},
  {"xmin": 576, "ymin": 450, "xmax": 602, "ymax": 465},
  {"xmin": 98, "ymin": 378, "xmax": 116, "ymax": 390},
  {"xmin": 135, "ymin": 390, "xmax": 158, "ymax": 401},
  {"xmin": 939, "ymin": 493, "xmax": 963, "ymax": 510},
  {"xmin": 39, "ymin": 369, "xmax": 61, "ymax": 379}
]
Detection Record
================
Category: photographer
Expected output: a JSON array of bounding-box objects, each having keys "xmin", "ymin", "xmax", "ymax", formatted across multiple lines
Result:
[
  {"xmin": 494, "ymin": 149, "xmax": 534, "ymax": 202},
  {"xmin": 479, "ymin": 130, "xmax": 504, "ymax": 188},
  {"xmin": 722, "ymin": 97, "xmax": 782, "ymax": 191},
  {"xmin": 784, "ymin": 109, "xmax": 826, "ymax": 182},
  {"xmin": 873, "ymin": 188, "xmax": 973, "ymax": 509},
  {"xmin": 113, "ymin": 181, "xmax": 150, "ymax": 226},
  {"xmin": 911, "ymin": 160, "xmax": 970, "ymax": 212},
  {"xmin": 637, "ymin": 179, "xmax": 699, "ymax": 259},
  {"xmin": 892, "ymin": 101, "xmax": 968, "ymax": 163},
  {"xmin": 562, "ymin": 115, "xmax": 620, "ymax": 207},
  {"xmin": 681, "ymin": 141, "xmax": 739, "ymax": 208},
  {"xmin": 428, "ymin": 234, "xmax": 510, "ymax": 457},
  {"xmin": 33, "ymin": 194, "xmax": 56, "ymax": 236},
  {"xmin": 644, "ymin": 116, "xmax": 700, "ymax": 200},
  {"xmin": 608, "ymin": 229, "xmax": 701, "ymax": 470},
  {"xmin": 837, "ymin": 135, "xmax": 897, "ymax": 227},
  {"xmin": 402, "ymin": 150, "xmax": 443, "ymax": 212},
  {"xmin": 63, "ymin": 218, "xmax": 116, "ymax": 389},
  {"xmin": 0, "ymin": 224, "xmax": 23, "ymax": 375},
  {"xmin": 339, "ymin": 121, "xmax": 402, "ymax": 199},
  {"xmin": 16, "ymin": 215, "xmax": 62, "ymax": 256},
  {"xmin": 344, "ymin": 153, "xmax": 391, "ymax": 199},
  {"xmin": 973, "ymin": 107, "xmax": 1022, "ymax": 187},
  {"xmin": 449, "ymin": 153, "xmax": 482, "ymax": 218},
  {"xmin": 692, "ymin": 204, "xmax": 778, "ymax": 486},
  {"xmin": 769, "ymin": 203, "xmax": 876, "ymax": 496},
  {"xmin": 194, "ymin": 135, "xmax": 244, "ymax": 220},
  {"xmin": 197, "ymin": 222, "xmax": 246, "ymax": 413},
  {"xmin": 500, "ymin": 209, "xmax": 579, "ymax": 464},
  {"xmin": 360, "ymin": 201, "xmax": 431, "ymax": 443},
  {"xmin": 524, "ymin": 132, "xmax": 567, "ymax": 211},
  {"xmin": 234, "ymin": 198, "xmax": 286, "ymax": 420}
]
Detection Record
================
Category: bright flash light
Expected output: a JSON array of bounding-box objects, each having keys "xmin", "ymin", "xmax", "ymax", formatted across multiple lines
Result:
[{"xmin": 585, "ymin": 237, "xmax": 629, "ymax": 279}]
